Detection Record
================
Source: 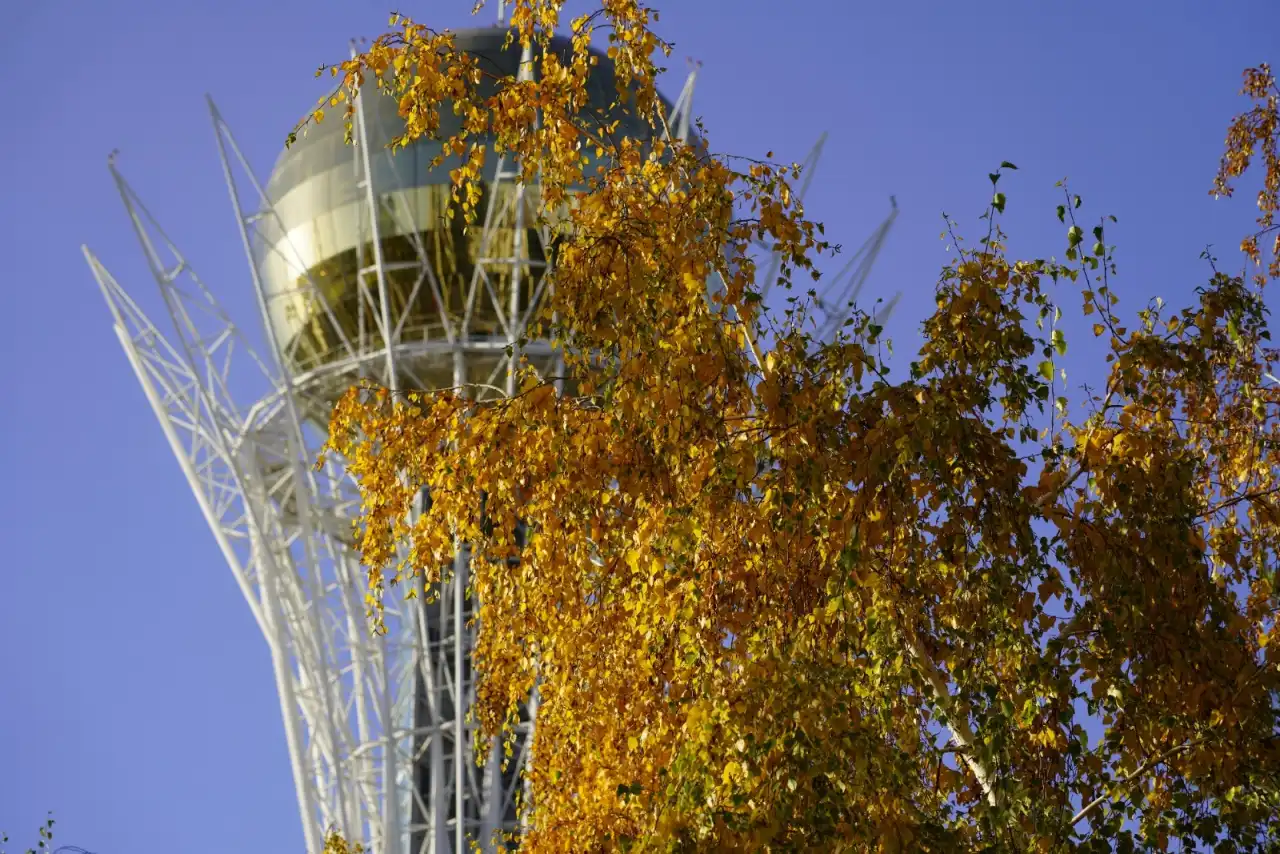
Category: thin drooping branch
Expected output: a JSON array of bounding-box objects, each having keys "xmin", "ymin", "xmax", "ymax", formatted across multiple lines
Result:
[{"xmin": 1069, "ymin": 739, "xmax": 1202, "ymax": 829}]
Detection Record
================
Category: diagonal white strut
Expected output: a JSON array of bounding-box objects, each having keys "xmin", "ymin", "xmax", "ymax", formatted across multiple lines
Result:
[{"xmin": 82, "ymin": 225, "xmax": 327, "ymax": 854}]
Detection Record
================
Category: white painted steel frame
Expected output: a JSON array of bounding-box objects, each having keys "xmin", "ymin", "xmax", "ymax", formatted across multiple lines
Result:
[{"xmin": 83, "ymin": 56, "xmax": 705, "ymax": 854}]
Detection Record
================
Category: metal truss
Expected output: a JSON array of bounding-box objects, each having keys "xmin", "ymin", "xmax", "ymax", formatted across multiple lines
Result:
[
  {"xmin": 83, "ymin": 45, "xmax": 701, "ymax": 854},
  {"xmin": 84, "ymin": 36, "xmax": 896, "ymax": 854}
]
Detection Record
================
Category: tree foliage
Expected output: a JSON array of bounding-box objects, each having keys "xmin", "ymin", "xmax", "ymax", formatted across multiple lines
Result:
[
  {"xmin": 312, "ymin": 6, "xmax": 1280, "ymax": 851},
  {"xmin": 1213, "ymin": 64, "xmax": 1280, "ymax": 283},
  {"xmin": 1, "ymin": 814, "xmax": 57, "ymax": 854}
]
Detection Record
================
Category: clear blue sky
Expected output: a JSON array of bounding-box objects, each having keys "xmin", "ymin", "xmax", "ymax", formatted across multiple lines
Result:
[{"xmin": 1, "ymin": 1, "xmax": 1275, "ymax": 851}]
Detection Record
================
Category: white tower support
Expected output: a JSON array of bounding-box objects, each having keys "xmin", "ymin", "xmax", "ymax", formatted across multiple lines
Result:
[{"xmin": 85, "ymin": 29, "xmax": 703, "ymax": 854}]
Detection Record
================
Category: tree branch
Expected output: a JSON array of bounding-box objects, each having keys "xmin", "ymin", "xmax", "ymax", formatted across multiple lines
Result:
[
  {"xmin": 904, "ymin": 635, "xmax": 999, "ymax": 806},
  {"xmin": 1069, "ymin": 739, "xmax": 1202, "ymax": 829}
]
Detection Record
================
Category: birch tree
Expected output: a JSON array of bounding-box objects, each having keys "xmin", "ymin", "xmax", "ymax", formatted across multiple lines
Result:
[{"xmin": 315, "ymin": 9, "xmax": 1280, "ymax": 849}]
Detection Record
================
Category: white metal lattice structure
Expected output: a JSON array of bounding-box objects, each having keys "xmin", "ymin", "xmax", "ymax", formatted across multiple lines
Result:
[
  {"xmin": 83, "ymin": 30, "xmax": 702, "ymax": 854},
  {"xmin": 83, "ymin": 28, "xmax": 896, "ymax": 854}
]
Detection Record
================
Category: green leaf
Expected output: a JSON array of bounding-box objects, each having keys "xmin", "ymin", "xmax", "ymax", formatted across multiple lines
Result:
[
  {"xmin": 993, "ymin": 192, "xmax": 1007, "ymax": 213},
  {"xmin": 1067, "ymin": 225, "xmax": 1084, "ymax": 247},
  {"xmin": 1073, "ymin": 194, "xmax": 1082, "ymax": 209},
  {"xmin": 1000, "ymin": 160, "xmax": 1018, "ymax": 170},
  {"xmin": 1039, "ymin": 360, "xmax": 1054, "ymax": 381},
  {"xmin": 989, "ymin": 172, "xmax": 1000, "ymax": 186},
  {"xmin": 1056, "ymin": 205, "xmax": 1066, "ymax": 223},
  {"xmin": 1052, "ymin": 329, "xmax": 1068, "ymax": 356}
]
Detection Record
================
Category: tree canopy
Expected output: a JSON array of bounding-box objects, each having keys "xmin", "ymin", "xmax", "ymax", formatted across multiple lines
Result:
[{"xmin": 310, "ymin": 4, "xmax": 1280, "ymax": 849}]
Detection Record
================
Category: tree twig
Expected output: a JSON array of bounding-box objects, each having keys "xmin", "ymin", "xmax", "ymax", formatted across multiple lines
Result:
[{"xmin": 1070, "ymin": 739, "xmax": 1202, "ymax": 828}]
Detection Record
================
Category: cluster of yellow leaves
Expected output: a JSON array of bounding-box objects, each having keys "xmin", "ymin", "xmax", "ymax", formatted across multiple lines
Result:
[
  {"xmin": 322, "ymin": 831, "xmax": 366, "ymax": 854},
  {"xmin": 296, "ymin": 1, "xmax": 676, "ymax": 226},
  {"xmin": 317, "ymin": 5, "xmax": 1280, "ymax": 851},
  {"xmin": 1213, "ymin": 63, "xmax": 1280, "ymax": 282}
]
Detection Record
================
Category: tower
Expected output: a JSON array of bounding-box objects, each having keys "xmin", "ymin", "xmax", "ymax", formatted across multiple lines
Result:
[{"xmin": 83, "ymin": 24, "xmax": 896, "ymax": 854}]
